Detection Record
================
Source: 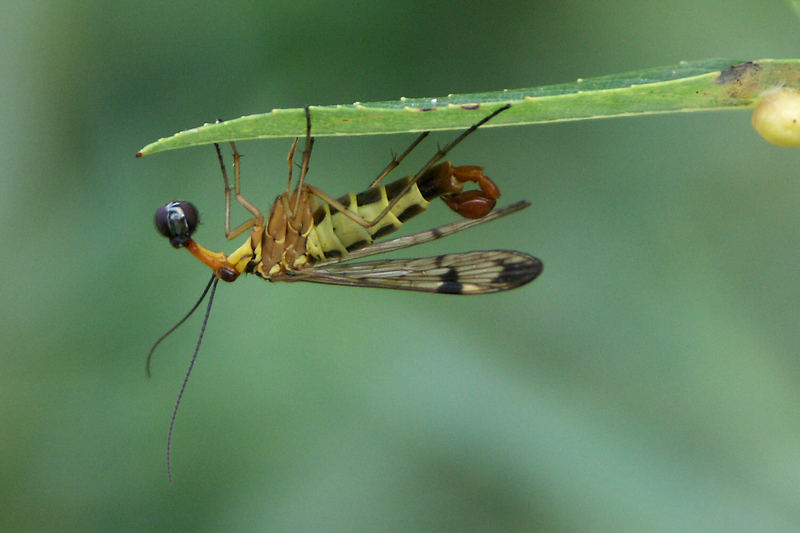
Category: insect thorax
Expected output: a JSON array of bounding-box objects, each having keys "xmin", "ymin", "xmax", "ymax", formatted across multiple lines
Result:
[{"xmin": 226, "ymin": 166, "xmax": 455, "ymax": 279}]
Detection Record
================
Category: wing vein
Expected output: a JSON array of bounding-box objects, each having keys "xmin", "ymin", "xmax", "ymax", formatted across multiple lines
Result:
[{"xmin": 277, "ymin": 250, "xmax": 543, "ymax": 294}]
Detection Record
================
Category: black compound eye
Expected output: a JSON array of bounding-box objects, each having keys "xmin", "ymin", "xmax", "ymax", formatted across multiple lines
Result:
[{"xmin": 154, "ymin": 201, "xmax": 199, "ymax": 248}]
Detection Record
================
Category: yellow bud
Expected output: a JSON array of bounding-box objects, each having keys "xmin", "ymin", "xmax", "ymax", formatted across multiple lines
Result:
[{"xmin": 751, "ymin": 88, "xmax": 800, "ymax": 147}]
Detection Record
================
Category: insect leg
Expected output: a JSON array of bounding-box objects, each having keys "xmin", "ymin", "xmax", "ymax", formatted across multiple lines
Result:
[
  {"xmin": 365, "ymin": 104, "xmax": 511, "ymax": 223},
  {"xmin": 291, "ymin": 106, "xmax": 315, "ymax": 214},
  {"xmin": 285, "ymin": 137, "xmax": 299, "ymax": 194},
  {"xmin": 313, "ymin": 200, "xmax": 531, "ymax": 265},
  {"xmin": 368, "ymin": 131, "xmax": 430, "ymax": 188},
  {"xmin": 214, "ymin": 142, "xmax": 264, "ymax": 240},
  {"xmin": 308, "ymin": 104, "xmax": 512, "ymax": 229}
]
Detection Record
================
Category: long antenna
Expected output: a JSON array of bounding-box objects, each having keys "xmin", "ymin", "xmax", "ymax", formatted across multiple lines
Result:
[
  {"xmin": 165, "ymin": 276, "xmax": 220, "ymax": 482},
  {"xmin": 146, "ymin": 274, "xmax": 216, "ymax": 378}
]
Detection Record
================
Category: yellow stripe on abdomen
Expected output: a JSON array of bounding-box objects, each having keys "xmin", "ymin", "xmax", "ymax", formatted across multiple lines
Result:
[{"xmin": 306, "ymin": 178, "xmax": 431, "ymax": 263}]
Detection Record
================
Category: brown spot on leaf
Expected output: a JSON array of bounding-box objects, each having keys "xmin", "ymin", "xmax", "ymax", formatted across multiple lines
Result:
[
  {"xmin": 716, "ymin": 61, "xmax": 761, "ymax": 99},
  {"xmin": 716, "ymin": 61, "xmax": 759, "ymax": 84}
]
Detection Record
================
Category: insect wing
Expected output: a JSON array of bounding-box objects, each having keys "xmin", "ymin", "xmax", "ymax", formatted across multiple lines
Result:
[
  {"xmin": 285, "ymin": 250, "xmax": 542, "ymax": 294},
  {"xmin": 319, "ymin": 200, "xmax": 531, "ymax": 265}
]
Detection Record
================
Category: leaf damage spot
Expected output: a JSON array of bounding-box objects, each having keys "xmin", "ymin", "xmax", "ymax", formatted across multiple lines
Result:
[
  {"xmin": 716, "ymin": 61, "xmax": 760, "ymax": 84},
  {"xmin": 716, "ymin": 61, "xmax": 762, "ymax": 99}
]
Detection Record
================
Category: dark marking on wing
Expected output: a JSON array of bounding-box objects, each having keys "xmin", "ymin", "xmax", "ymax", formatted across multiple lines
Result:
[
  {"xmin": 493, "ymin": 256, "xmax": 543, "ymax": 283},
  {"xmin": 441, "ymin": 267, "xmax": 459, "ymax": 283},
  {"xmin": 279, "ymin": 250, "xmax": 543, "ymax": 294},
  {"xmin": 436, "ymin": 281, "xmax": 464, "ymax": 294}
]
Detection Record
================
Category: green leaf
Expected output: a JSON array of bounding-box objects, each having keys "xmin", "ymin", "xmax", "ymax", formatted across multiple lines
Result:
[{"xmin": 137, "ymin": 59, "xmax": 800, "ymax": 157}]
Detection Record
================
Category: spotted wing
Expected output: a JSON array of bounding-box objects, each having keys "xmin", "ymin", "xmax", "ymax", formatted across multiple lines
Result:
[{"xmin": 279, "ymin": 250, "xmax": 542, "ymax": 294}]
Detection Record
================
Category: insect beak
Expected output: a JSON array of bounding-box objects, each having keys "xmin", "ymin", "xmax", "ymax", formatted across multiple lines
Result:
[{"xmin": 184, "ymin": 239, "xmax": 240, "ymax": 282}]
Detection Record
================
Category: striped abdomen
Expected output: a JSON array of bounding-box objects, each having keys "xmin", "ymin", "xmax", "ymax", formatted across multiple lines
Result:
[{"xmin": 305, "ymin": 161, "xmax": 468, "ymax": 262}]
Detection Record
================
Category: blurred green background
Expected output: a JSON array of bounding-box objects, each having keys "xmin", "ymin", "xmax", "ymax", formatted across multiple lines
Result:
[{"xmin": 2, "ymin": 1, "xmax": 799, "ymax": 531}]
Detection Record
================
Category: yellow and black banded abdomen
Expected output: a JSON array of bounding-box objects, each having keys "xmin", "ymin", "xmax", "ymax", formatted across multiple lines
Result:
[{"xmin": 305, "ymin": 163, "xmax": 456, "ymax": 262}]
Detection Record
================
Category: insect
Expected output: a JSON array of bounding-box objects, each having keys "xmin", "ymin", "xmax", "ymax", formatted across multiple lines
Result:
[{"xmin": 148, "ymin": 104, "xmax": 542, "ymax": 479}]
